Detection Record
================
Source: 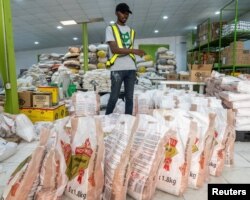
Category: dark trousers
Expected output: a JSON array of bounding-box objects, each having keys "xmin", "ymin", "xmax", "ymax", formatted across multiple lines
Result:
[{"xmin": 105, "ymin": 70, "xmax": 136, "ymax": 115}]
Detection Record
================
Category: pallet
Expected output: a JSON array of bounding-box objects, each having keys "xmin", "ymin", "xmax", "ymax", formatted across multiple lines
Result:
[{"xmin": 235, "ymin": 131, "xmax": 250, "ymax": 142}]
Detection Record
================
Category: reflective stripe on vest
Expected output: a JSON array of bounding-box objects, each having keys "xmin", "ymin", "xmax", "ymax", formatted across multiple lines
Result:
[{"xmin": 106, "ymin": 24, "xmax": 135, "ymax": 68}]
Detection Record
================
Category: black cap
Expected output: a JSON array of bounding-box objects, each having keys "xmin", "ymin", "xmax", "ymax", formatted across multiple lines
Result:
[{"xmin": 116, "ymin": 3, "xmax": 132, "ymax": 14}]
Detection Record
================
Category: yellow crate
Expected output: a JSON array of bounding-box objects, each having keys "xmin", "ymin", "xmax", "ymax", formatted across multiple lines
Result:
[
  {"xmin": 20, "ymin": 104, "xmax": 66, "ymax": 123},
  {"xmin": 58, "ymin": 104, "xmax": 67, "ymax": 118},
  {"xmin": 37, "ymin": 86, "xmax": 59, "ymax": 105}
]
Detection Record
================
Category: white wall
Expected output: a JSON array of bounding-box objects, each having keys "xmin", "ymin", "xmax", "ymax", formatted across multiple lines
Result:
[{"xmin": 14, "ymin": 36, "xmax": 187, "ymax": 74}]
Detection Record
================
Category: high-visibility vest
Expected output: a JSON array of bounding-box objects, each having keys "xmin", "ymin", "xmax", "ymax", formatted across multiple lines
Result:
[{"xmin": 106, "ymin": 24, "xmax": 136, "ymax": 68}]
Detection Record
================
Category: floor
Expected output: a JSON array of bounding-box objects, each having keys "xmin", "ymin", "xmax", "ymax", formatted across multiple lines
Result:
[{"xmin": 1, "ymin": 141, "xmax": 250, "ymax": 200}]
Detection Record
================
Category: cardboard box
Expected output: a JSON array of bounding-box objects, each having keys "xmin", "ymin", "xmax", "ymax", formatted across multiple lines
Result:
[
  {"xmin": 165, "ymin": 73, "xmax": 179, "ymax": 80},
  {"xmin": 188, "ymin": 64, "xmax": 213, "ymax": 82},
  {"xmin": 32, "ymin": 92, "xmax": 52, "ymax": 108},
  {"xmin": 37, "ymin": 86, "xmax": 59, "ymax": 105},
  {"xmin": 20, "ymin": 104, "xmax": 66, "ymax": 123},
  {"xmin": 18, "ymin": 91, "xmax": 33, "ymax": 107},
  {"xmin": 179, "ymin": 74, "xmax": 190, "ymax": 81},
  {"xmin": 230, "ymin": 41, "xmax": 244, "ymax": 50}
]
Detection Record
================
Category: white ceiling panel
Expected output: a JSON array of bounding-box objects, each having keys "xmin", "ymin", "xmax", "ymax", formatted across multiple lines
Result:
[{"xmin": 8, "ymin": 0, "xmax": 250, "ymax": 51}]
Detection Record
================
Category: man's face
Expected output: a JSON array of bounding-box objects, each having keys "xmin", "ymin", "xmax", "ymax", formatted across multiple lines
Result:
[{"xmin": 116, "ymin": 11, "xmax": 129, "ymax": 24}]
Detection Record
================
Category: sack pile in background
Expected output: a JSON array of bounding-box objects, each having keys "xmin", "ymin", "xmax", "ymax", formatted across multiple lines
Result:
[
  {"xmin": 156, "ymin": 47, "xmax": 177, "ymax": 75},
  {"xmin": 206, "ymin": 71, "xmax": 250, "ymax": 131}
]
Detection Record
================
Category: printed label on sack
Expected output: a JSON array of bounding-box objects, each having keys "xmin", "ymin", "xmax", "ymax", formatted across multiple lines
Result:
[
  {"xmin": 163, "ymin": 138, "xmax": 178, "ymax": 171},
  {"xmin": 104, "ymin": 123, "xmax": 132, "ymax": 200},
  {"xmin": 66, "ymin": 138, "xmax": 93, "ymax": 184},
  {"xmin": 192, "ymin": 137, "xmax": 199, "ymax": 153},
  {"xmin": 61, "ymin": 140, "xmax": 72, "ymax": 165}
]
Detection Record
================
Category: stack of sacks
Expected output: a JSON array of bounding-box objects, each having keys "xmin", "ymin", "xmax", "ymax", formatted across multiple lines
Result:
[
  {"xmin": 17, "ymin": 65, "xmax": 48, "ymax": 90},
  {"xmin": 38, "ymin": 53, "xmax": 64, "ymax": 73},
  {"xmin": 127, "ymin": 114, "xmax": 169, "ymax": 200},
  {"xmin": 187, "ymin": 111, "xmax": 215, "ymax": 189},
  {"xmin": 219, "ymin": 91, "xmax": 250, "ymax": 131},
  {"xmin": 86, "ymin": 44, "xmax": 98, "ymax": 70},
  {"xmin": 83, "ymin": 69, "xmax": 111, "ymax": 92},
  {"xmin": 134, "ymin": 90, "xmax": 155, "ymax": 115},
  {"xmin": 156, "ymin": 47, "xmax": 177, "ymax": 75},
  {"xmin": 63, "ymin": 47, "xmax": 81, "ymax": 73},
  {"xmin": 103, "ymin": 114, "xmax": 136, "ymax": 200},
  {"xmin": 96, "ymin": 44, "xmax": 109, "ymax": 69},
  {"xmin": 137, "ymin": 71, "xmax": 164, "ymax": 80},
  {"xmin": 205, "ymin": 71, "xmax": 241, "ymax": 98},
  {"xmin": 2, "ymin": 116, "xmax": 105, "ymax": 200},
  {"xmin": 72, "ymin": 91, "xmax": 100, "ymax": 116},
  {"xmin": 136, "ymin": 54, "xmax": 155, "ymax": 73},
  {"xmin": 135, "ymin": 77, "xmax": 156, "ymax": 91},
  {"xmin": 206, "ymin": 71, "xmax": 250, "ymax": 131},
  {"xmin": 191, "ymin": 100, "xmax": 235, "ymax": 176},
  {"xmin": 152, "ymin": 109, "xmax": 197, "ymax": 196}
]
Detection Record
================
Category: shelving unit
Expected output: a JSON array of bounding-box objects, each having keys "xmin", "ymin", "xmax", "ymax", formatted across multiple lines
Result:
[
  {"xmin": 218, "ymin": 0, "xmax": 250, "ymax": 74},
  {"xmin": 187, "ymin": 18, "xmax": 220, "ymax": 66},
  {"xmin": 187, "ymin": 0, "xmax": 250, "ymax": 75}
]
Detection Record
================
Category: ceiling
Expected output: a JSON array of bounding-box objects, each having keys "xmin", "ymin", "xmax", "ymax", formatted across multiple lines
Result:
[{"xmin": 10, "ymin": 0, "xmax": 250, "ymax": 51}]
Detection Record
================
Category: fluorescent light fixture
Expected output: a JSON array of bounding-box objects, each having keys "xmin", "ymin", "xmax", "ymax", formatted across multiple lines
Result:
[
  {"xmin": 60, "ymin": 20, "xmax": 77, "ymax": 25},
  {"xmin": 215, "ymin": 11, "xmax": 220, "ymax": 15},
  {"xmin": 57, "ymin": 26, "xmax": 63, "ymax": 29},
  {"xmin": 154, "ymin": 30, "xmax": 159, "ymax": 33},
  {"xmin": 163, "ymin": 16, "xmax": 168, "ymax": 20},
  {"xmin": 110, "ymin": 21, "xmax": 115, "ymax": 24},
  {"xmin": 73, "ymin": 37, "xmax": 78, "ymax": 41},
  {"xmin": 34, "ymin": 41, "xmax": 39, "ymax": 45}
]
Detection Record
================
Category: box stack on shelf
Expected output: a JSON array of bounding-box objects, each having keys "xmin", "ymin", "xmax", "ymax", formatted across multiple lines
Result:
[
  {"xmin": 222, "ymin": 21, "xmax": 250, "ymax": 36},
  {"xmin": 221, "ymin": 41, "xmax": 250, "ymax": 66}
]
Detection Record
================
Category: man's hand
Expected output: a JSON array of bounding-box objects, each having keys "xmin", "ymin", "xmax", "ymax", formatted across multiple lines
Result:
[{"xmin": 133, "ymin": 49, "xmax": 145, "ymax": 57}]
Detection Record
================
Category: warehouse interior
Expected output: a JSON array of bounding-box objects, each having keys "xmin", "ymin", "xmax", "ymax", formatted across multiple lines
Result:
[{"xmin": 1, "ymin": 0, "xmax": 250, "ymax": 199}]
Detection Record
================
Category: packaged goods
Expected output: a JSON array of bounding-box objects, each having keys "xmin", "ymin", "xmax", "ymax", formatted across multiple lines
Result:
[
  {"xmin": 103, "ymin": 115, "xmax": 137, "ymax": 200},
  {"xmin": 15, "ymin": 114, "xmax": 36, "ymax": 142},
  {"xmin": 209, "ymin": 109, "xmax": 235, "ymax": 176},
  {"xmin": 35, "ymin": 117, "xmax": 71, "ymax": 199},
  {"xmin": 72, "ymin": 91, "xmax": 100, "ymax": 116},
  {"xmin": 65, "ymin": 116, "xmax": 104, "ymax": 200},
  {"xmin": 187, "ymin": 111, "xmax": 215, "ymax": 189},
  {"xmin": 219, "ymin": 91, "xmax": 250, "ymax": 101},
  {"xmin": 127, "ymin": 114, "xmax": 168, "ymax": 200},
  {"xmin": 2, "ymin": 129, "xmax": 50, "ymax": 200},
  {"xmin": 153, "ymin": 109, "xmax": 196, "ymax": 196}
]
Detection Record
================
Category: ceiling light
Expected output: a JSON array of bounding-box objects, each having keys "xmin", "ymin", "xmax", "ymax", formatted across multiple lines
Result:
[
  {"xmin": 163, "ymin": 16, "xmax": 168, "ymax": 20},
  {"xmin": 60, "ymin": 20, "xmax": 77, "ymax": 25},
  {"xmin": 73, "ymin": 37, "xmax": 78, "ymax": 41},
  {"xmin": 110, "ymin": 21, "xmax": 115, "ymax": 24},
  {"xmin": 34, "ymin": 41, "xmax": 39, "ymax": 45},
  {"xmin": 215, "ymin": 11, "xmax": 220, "ymax": 15},
  {"xmin": 154, "ymin": 30, "xmax": 159, "ymax": 33},
  {"xmin": 57, "ymin": 26, "xmax": 63, "ymax": 29}
]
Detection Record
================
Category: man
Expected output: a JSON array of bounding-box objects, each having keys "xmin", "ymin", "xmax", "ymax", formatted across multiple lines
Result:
[{"xmin": 105, "ymin": 2, "xmax": 145, "ymax": 115}]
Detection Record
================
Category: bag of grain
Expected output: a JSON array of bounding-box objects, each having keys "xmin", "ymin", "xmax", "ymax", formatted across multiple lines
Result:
[
  {"xmin": 64, "ymin": 116, "xmax": 104, "ymax": 200},
  {"xmin": 153, "ymin": 109, "xmax": 196, "ymax": 196},
  {"xmin": 127, "ymin": 114, "xmax": 169, "ymax": 200},
  {"xmin": 103, "ymin": 114, "xmax": 137, "ymax": 200}
]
